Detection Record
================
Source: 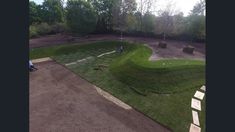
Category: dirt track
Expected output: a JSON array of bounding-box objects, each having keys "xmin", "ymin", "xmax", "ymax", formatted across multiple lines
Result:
[
  {"xmin": 29, "ymin": 34, "xmax": 205, "ymax": 60},
  {"xmin": 30, "ymin": 61, "xmax": 171, "ymax": 132}
]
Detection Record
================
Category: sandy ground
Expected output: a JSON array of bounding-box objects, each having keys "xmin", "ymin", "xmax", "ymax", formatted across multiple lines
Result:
[
  {"xmin": 30, "ymin": 61, "xmax": 171, "ymax": 132},
  {"xmin": 29, "ymin": 34, "xmax": 205, "ymax": 60}
]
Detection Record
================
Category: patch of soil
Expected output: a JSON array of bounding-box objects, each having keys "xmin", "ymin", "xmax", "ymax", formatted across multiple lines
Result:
[
  {"xmin": 29, "ymin": 34, "xmax": 205, "ymax": 60},
  {"xmin": 29, "ymin": 34, "xmax": 120, "ymax": 48},
  {"xmin": 30, "ymin": 61, "xmax": 171, "ymax": 132}
]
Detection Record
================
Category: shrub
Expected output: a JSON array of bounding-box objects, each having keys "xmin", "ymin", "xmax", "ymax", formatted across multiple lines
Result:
[
  {"xmin": 51, "ymin": 22, "xmax": 68, "ymax": 34},
  {"xmin": 29, "ymin": 22, "xmax": 69, "ymax": 38},
  {"xmin": 36, "ymin": 22, "xmax": 52, "ymax": 35},
  {"xmin": 29, "ymin": 25, "xmax": 38, "ymax": 38}
]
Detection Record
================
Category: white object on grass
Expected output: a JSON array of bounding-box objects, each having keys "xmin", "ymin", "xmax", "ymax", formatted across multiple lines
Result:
[
  {"xmin": 200, "ymin": 85, "xmax": 206, "ymax": 91},
  {"xmin": 65, "ymin": 56, "xmax": 92, "ymax": 66},
  {"xmin": 194, "ymin": 91, "xmax": 205, "ymax": 100},
  {"xmin": 191, "ymin": 98, "xmax": 201, "ymax": 111},
  {"xmin": 189, "ymin": 123, "xmax": 201, "ymax": 132},
  {"xmin": 192, "ymin": 110, "xmax": 200, "ymax": 126},
  {"xmin": 97, "ymin": 50, "xmax": 116, "ymax": 58}
]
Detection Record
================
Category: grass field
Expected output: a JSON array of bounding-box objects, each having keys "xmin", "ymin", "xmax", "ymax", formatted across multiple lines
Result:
[{"xmin": 30, "ymin": 41, "xmax": 205, "ymax": 132}]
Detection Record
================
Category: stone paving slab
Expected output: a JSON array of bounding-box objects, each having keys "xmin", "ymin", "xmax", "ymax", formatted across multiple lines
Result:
[
  {"xmin": 189, "ymin": 123, "xmax": 201, "ymax": 132},
  {"xmin": 32, "ymin": 57, "xmax": 52, "ymax": 63},
  {"xmin": 194, "ymin": 91, "xmax": 205, "ymax": 100},
  {"xmin": 200, "ymin": 85, "xmax": 206, "ymax": 91},
  {"xmin": 191, "ymin": 98, "xmax": 201, "ymax": 111},
  {"xmin": 192, "ymin": 110, "xmax": 200, "ymax": 126}
]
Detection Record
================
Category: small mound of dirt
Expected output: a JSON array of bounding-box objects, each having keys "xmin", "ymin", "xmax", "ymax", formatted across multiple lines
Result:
[
  {"xmin": 158, "ymin": 41, "xmax": 167, "ymax": 48},
  {"xmin": 94, "ymin": 64, "xmax": 108, "ymax": 71},
  {"xmin": 183, "ymin": 45, "xmax": 195, "ymax": 54},
  {"xmin": 67, "ymin": 36, "xmax": 76, "ymax": 42}
]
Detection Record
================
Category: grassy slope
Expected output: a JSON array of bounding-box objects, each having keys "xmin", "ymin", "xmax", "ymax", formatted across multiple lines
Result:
[
  {"xmin": 110, "ymin": 45, "xmax": 205, "ymax": 94},
  {"xmin": 30, "ymin": 41, "xmax": 205, "ymax": 132},
  {"xmin": 29, "ymin": 41, "xmax": 130, "ymax": 59}
]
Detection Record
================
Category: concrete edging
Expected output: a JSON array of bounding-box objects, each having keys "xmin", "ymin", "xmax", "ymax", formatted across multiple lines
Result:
[{"xmin": 189, "ymin": 85, "xmax": 206, "ymax": 132}]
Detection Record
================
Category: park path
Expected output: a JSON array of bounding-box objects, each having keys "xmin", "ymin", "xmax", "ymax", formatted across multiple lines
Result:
[{"xmin": 30, "ymin": 60, "xmax": 171, "ymax": 132}]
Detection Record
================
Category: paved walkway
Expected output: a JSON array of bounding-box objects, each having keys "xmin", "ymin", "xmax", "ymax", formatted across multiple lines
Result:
[{"xmin": 30, "ymin": 60, "xmax": 170, "ymax": 132}]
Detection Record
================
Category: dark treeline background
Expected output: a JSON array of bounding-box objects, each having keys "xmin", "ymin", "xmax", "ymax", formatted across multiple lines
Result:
[{"xmin": 29, "ymin": 0, "xmax": 205, "ymax": 42}]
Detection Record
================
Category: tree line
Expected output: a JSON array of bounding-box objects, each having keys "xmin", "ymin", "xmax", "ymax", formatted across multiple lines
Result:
[{"xmin": 30, "ymin": 0, "xmax": 205, "ymax": 42}]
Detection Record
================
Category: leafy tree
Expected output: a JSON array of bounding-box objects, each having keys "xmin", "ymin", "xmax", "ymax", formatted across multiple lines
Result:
[
  {"xmin": 188, "ymin": 0, "xmax": 206, "ymax": 41},
  {"xmin": 190, "ymin": 0, "xmax": 205, "ymax": 16},
  {"xmin": 187, "ymin": 15, "xmax": 205, "ymax": 40},
  {"xmin": 88, "ymin": 0, "xmax": 137, "ymax": 33},
  {"xmin": 66, "ymin": 0, "xmax": 97, "ymax": 35},
  {"xmin": 120, "ymin": 0, "xmax": 137, "ymax": 31},
  {"xmin": 126, "ymin": 13, "xmax": 138, "ymax": 31},
  {"xmin": 41, "ymin": 0, "xmax": 64, "ymax": 24},
  {"xmin": 171, "ymin": 12, "xmax": 185, "ymax": 35},
  {"xmin": 157, "ymin": 11, "xmax": 174, "ymax": 39},
  {"xmin": 88, "ymin": 0, "xmax": 116, "ymax": 32},
  {"xmin": 122, "ymin": 0, "xmax": 137, "ymax": 15},
  {"xmin": 111, "ymin": 0, "xmax": 122, "ymax": 30},
  {"xmin": 111, "ymin": 0, "xmax": 137, "ymax": 31},
  {"xmin": 142, "ymin": 12, "xmax": 155, "ymax": 33},
  {"xmin": 132, "ymin": 11, "xmax": 143, "ymax": 31},
  {"xmin": 29, "ymin": 1, "xmax": 42, "ymax": 24},
  {"xmin": 138, "ymin": 0, "xmax": 157, "ymax": 31}
]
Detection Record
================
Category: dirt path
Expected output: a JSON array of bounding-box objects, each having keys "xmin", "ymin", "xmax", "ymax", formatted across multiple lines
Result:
[
  {"xmin": 29, "ymin": 34, "xmax": 120, "ymax": 48},
  {"xmin": 29, "ymin": 34, "xmax": 205, "ymax": 60},
  {"xmin": 30, "ymin": 61, "xmax": 171, "ymax": 132}
]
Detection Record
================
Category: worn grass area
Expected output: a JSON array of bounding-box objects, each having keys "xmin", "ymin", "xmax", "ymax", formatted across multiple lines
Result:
[{"xmin": 30, "ymin": 41, "xmax": 205, "ymax": 132}]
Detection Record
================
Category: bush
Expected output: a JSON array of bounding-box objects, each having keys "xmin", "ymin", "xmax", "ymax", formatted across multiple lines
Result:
[
  {"xmin": 29, "ymin": 22, "xmax": 69, "ymax": 38},
  {"xmin": 29, "ymin": 23, "xmax": 52, "ymax": 38},
  {"xmin": 29, "ymin": 25, "xmax": 38, "ymax": 38},
  {"xmin": 51, "ymin": 23, "xmax": 68, "ymax": 34},
  {"xmin": 36, "ymin": 23, "xmax": 52, "ymax": 35}
]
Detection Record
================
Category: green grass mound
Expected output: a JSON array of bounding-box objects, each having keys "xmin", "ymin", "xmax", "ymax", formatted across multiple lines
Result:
[
  {"xmin": 30, "ymin": 41, "xmax": 135, "ymax": 59},
  {"xmin": 110, "ymin": 45, "xmax": 205, "ymax": 95},
  {"xmin": 30, "ymin": 41, "xmax": 206, "ymax": 132},
  {"xmin": 30, "ymin": 41, "xmax": 205, "ymax": 95}
]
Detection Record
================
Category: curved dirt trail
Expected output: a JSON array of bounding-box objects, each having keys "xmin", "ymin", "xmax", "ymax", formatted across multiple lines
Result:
[{"xmin": 29, "ymin": 34, "xmax": 205, "ymax": 60}]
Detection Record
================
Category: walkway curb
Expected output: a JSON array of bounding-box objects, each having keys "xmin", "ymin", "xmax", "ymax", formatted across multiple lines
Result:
[{"xmin": 32, "ymin": 57, "xmax": 52, "ymax": 63}]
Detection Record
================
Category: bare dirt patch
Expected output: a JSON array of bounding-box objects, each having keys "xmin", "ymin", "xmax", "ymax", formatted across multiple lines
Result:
[
  {"xmin": 30, "ymin": 34, "xmax": 205, "ymax": 60},
  {"xmin": 29, "ymin": 34, "xmax": 120, "ymax": 48},
  {"xmin": 30, "ymin": 61, "xmax": 171, "ymax": 132}
]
